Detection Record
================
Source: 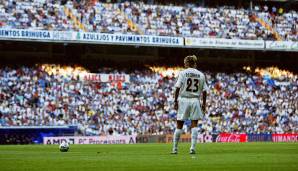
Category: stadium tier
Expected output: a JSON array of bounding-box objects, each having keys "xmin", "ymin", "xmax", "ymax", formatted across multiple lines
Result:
[
  {"xmin": 0, "ymin": 65, "xmax": 297, "ymax": 135},
  {"xmin": 0, "ymin": 0, "xmax": 297, "ymax": 41},
  {"xmin": 0, "ymin": 1, "xmax": 298, "ymax": 171}
]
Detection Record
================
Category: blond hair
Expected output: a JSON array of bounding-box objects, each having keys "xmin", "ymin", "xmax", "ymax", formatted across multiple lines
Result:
[{"xmin": 184, "ymin": 55, "xmax": 197, "ymax": 67}]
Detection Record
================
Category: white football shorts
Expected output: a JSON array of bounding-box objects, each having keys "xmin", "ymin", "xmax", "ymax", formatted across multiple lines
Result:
[{"xmin": 177, "ymin": 97, "xmax": 203, "ymax": 121}]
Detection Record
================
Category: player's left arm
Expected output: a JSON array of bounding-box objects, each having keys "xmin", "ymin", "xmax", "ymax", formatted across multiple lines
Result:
[
  {"xmin": 201, "ymin": 74, "xmax": 209, "ymax": 113},
  {"xmin": 174, "ymin": 87, "xmax": 180, "ymax": 110},
  {"xmin": 202, "ymin": 91, "xmax": 207, "ymax": 113}
]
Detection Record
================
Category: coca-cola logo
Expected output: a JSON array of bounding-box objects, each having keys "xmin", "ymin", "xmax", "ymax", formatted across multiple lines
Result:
[{"xmin": 216, "ymin": 133, "xmax": 247, "ymax": 143}]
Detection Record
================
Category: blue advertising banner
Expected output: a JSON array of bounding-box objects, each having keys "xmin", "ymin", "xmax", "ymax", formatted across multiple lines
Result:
[
  {"xmin": 0, "ymin": 126, "xmax": 77, "ymax": 144},
  {"xmin": 248, "ymin": 134, "xmax": 272, "ymax": 142}
]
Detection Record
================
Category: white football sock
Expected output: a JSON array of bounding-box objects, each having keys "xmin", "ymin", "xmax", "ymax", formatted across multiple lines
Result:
[
  {"xmin": 173, "ymin": 129, "xmax": 182, "ymax": 150},
  {"xmin": 190, "ymin": 127, "xmax": 198, "ymax": 150}
]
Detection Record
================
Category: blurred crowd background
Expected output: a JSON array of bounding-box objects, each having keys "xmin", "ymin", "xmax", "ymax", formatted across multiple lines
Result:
[
  {"xmin": 0, "ymin": 65, "xmax": 297, "ymax": 135},
  {"xmin": 0, "ymin": 0, "xmax": 297, "ymax": 141},
  {"xmin": 0, "ymin": 0, "xmax": 297, "ymax": 40}
]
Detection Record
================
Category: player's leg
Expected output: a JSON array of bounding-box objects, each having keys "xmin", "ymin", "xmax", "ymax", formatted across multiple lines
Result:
[
  {"xmin": 172, "ymin": 99, "xmax": 189, "ymax": 154},
  {"xmin": 172, "ymin": 120, "xmax": 184, "ymax": 154},
  {"xmin": 190, "ymin": 120, "xmax": 199, "ymax": 154},
  {"xmin": 189, "ymin": 100, "xmax": 202, "ymax": 154}
]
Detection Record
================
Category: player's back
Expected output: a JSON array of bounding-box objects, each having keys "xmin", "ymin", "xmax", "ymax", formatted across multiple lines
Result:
[{"xmin": 176, "ymin": 68, "xmax": 207, "ymax": 99}]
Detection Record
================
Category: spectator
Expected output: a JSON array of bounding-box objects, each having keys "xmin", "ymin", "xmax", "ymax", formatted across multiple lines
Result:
[
  {"xmin": 0, "ymin": 65, "xmax": 297, "ymax": 135},
  {"xmin": 0, "ymin": 1, "xmax": 297, "ymax": 41}
]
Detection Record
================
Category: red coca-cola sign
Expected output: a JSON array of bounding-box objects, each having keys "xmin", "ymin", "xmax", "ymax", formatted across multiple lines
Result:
[{"xmin": 216, "ymin": 133, "xmax": 247, "ymax": 143}]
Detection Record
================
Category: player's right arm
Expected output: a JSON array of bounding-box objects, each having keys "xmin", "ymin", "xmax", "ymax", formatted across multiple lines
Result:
[
  {"xmin": 174, "ymin": 88, "xmax": 180, "ymax": 110},
  {"xmin": 174, "ymin": 72, "xmax": 183, "ymax": 110}
]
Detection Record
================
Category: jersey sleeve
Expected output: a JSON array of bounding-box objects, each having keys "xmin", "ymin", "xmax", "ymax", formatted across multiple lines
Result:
[{"xmin": 174, "ymin": 72, "xmax": 183, "ymax": 88}]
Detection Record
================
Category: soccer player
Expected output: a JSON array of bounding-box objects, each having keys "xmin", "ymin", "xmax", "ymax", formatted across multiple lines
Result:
[{"xmin": 172, "ymin": 55, "xmax": 208, "ymax": 154}]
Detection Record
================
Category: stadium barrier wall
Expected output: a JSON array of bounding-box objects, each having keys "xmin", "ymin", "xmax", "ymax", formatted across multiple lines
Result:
[
  {"xmin": 1, "ymin": 28, "xmax": 298, "ymax": 51},
  {"xmin": 163, "ymin": 133, "xmax": 297, "ymax": 143},
  {"xmin": 0, "ymin": 126, "xmax": 77, "ymax": 144},
  {"xmin": 1, "ymin": 131, "xmax": 298, "ymax": 144},
  {"xmin": 41, "ymin": 133, "xmax": 298, "ymax": 145}
]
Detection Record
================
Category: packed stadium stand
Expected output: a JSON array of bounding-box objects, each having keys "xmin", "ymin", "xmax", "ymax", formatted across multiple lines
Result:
[
  {"xmin": 0, "ymin": 65, "xmax": 297, "ymax": 135},
  {"xmin": 0, "ymin": 0, "xmax": 297, "ymax": 145},
  {"xmin": 0, "ymin": 0, "xmax": 297, "ymax": 40}
]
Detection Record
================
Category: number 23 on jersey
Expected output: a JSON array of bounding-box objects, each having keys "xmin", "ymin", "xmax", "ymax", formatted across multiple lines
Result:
[{"xmin": 186, "ymin": 78, "xmax": 199, "ymax": 92}]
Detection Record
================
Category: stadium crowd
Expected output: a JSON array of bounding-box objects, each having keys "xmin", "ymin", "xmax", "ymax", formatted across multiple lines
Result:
[
  {"xmin": 0, "ymin": 0, "xmax": 297, "ymax": 40},
  {"xmin": 0, "ymin": 65, "xmax": 297, "ymax": 135}
]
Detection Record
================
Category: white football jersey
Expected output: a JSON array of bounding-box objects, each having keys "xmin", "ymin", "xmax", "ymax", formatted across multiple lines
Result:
[{"xmin": 174, "ymin": 68, "xmax": 208, "ymax": 98}]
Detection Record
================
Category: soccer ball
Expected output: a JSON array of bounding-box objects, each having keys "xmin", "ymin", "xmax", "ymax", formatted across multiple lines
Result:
[{"xmin": 59, "ymin": 141, "xmax": 69, "ymax": 152}]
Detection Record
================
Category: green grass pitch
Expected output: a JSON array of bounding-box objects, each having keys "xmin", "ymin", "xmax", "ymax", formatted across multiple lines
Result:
[{"xmin": 0, "ymin": 142, "xmax": 297, "ymax": 171}]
